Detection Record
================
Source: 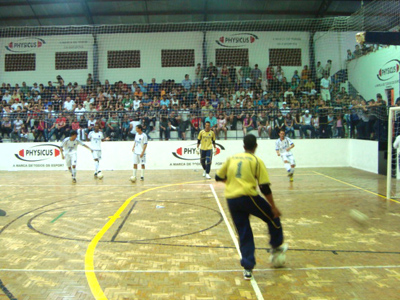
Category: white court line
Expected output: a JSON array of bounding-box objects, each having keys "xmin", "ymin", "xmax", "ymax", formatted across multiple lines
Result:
[
  {"xmin": 209, "ymin": 184, "xmax": 265, "ymax": 300},
  {"xmin": 3, "ymin": 264, "xmax": 400, "ymax": 273},
  {"xmin": 0, "ymin": 183, "xmax": 211, "ymax": 187}
]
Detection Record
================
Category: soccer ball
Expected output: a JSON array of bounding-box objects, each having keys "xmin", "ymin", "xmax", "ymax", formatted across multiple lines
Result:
[
  {"xmin": 97, "ymin": 173, "xmax": 103, "ymax": 179},
  {"xmin": 271, "ymin": 253, "xmax": 286, "ymax": 268},
  {"xmin": 349, "ymin": 209, "xmax": 369, "ymax": 224},
  {"xmin": 130, "ymin": 176, "xmax": 136, "ymax": 182}
]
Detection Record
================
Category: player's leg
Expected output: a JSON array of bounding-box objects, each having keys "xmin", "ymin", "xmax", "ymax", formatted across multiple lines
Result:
[
  {"xmin": 140, "ymin": 154, "xmax": 146, "ymax": 180},
  {"xmin": 70, "ymin": 154, "xmax": 78, "ymax": 182},
  {"xmin": 92, "ymin": 151, "xmax": 100, "ymax": 176},
  {"xmin": 200, "ymin": 150, "xmax": 206, "ymax": 176},
  {"xmin": 246, "ymin": 195, "xmax": 284, "ymax": 249},
  {"xmin": 227, "ymin": 196, "xmax": 255, "ymax": 277},
  {"xmin": 65, "ymin": 155, "xmax": 72, "ymax": 177},
  {"xmin": 281, "ymin": 155, "xmax": 291, "ymax": 174},
  {"xmin": 205, "ymin": 150, "xmax": 212, "ymax": 179}
]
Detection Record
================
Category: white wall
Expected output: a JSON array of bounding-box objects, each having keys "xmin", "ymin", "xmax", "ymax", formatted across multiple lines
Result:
[
  {"xmin": 314, "ymin": 31, "xmax": 358, "ymax": 75},
  {"xmin": 0, "ymin": 139, "xmax": 378, "ymax": 173},
  {"xmin": 97, "ymin": 32, "xmax": 204, "ymax": 84},
  {"xmin": 206, "ymin": 31, "xmax": 310, "ymax": 80},
  {"xmin": 347, "ymin": 46, "xmax": 400, "ymax": 102},
  {"xmin": 0, "ymin": 35, "xmax": 94, "ymax": 86}
]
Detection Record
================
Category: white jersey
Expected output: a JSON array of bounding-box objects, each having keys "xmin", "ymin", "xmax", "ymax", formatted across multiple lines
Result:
[
  {"xmin": 88, "ymin": 131, "xmax": 104, "ymax": 151},
  {"xmin": 61, "ymin": 137, "xmax": 85, "ymax": 155},
  {"xmin": 275, "ymin": 137, "xmax": 294, "ymax": 155},
  {"xmin": 134, "ymin": 132, "xmax": 148, "ymax": 155}
]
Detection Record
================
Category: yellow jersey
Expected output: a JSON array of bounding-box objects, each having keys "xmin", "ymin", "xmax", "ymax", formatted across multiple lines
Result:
[
  {"xmin": 216, "ymin": 152, "xmax": 270, "ymax": 199},
  {"xmin": 198, "ymin": 129, "xmax": 216, "ymax": 150}
]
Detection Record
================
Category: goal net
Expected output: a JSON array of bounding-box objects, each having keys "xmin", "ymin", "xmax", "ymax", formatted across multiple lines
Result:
[{"xmin": 0, "ymin": 0, "xmax": 398, "ymax": 141}]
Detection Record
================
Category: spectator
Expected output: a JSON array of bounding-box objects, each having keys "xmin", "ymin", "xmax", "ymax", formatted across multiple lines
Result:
[
  {"xmin": 63, "ymin": 97, "xmax": 76, "ymax": 112},
  {"xmin": 250, "ymin": 64, "xmax": 262, "ymax": 83},
  {"xmin": 284, "ymin": 113, "xmax": 295, "ymax": 138},
  {"xmin": 353, "ymin": 45, "xmax": 362, "ymax": 58},
  {"xmin": 346, "ymin": 49, "xmax": 355, "ymax": 61},
  {"xmin": 316, "ymin": 61, "xmax": 324, "ymax": 83},
  {"xmin": 228, "ymin": 65, "xmax": 237, "ymax": 83},
  {"xmin": 54, "ymin": 113, "xmax": 67, "ymax": 141},
  {"xmin": 147, "ymin": 78, "xmax": 159, "ymax": 95},
  {"xmin": 301, "ymin": 65, "xmax": 311, "ymax": 81},
  {"xmin": 2, "ymin": 91, "xmax": 11, "ymax": 104},
  {"xmin": 138, "ymin": 79, "xmax": 147, "ymax": 93},
  {"xmin": 190, "ymin": 113, "xmax": 202, "ymax": 140},
  {"xmin": 301, "ymin": 110, "xmax": 315, "ymax": 138},
  {"xmin": 320, "ymin": 73, "xmax": 331, "ymax": 102},
  {"xmin": 239, "ymin": 61, "xmax": 251, "ymax": 84},
  {"xmin": 195, "ymin": 63, "xmax": 202, "ymax": 87},
  {"xmin": 325, "ymin": 60, "xmax": 332, "ymax": 76},
  {"xmin": 257, "ymin": 111, "xmax": 271, "ymax": 139}
]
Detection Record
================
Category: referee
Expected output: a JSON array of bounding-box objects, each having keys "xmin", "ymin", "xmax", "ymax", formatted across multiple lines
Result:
[
  {"xmin": 216, "ymin": 134, "xmax": 287, "ymax": 280},
  {"xmin": 196, "ymin": 121, "xmax": 216, "ymax": 179}
]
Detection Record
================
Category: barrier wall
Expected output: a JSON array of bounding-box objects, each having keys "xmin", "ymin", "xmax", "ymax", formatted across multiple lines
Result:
[{"xmin": 0, "ymin": 139, "xmax": 378, "ymax": 173}]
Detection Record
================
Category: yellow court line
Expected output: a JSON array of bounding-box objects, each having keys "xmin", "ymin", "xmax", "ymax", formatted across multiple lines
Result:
[
  {"xmin": 85, "ymin": 180, "xmax": 204, "ymax": 300},
  {"xmin": 312, "ymin": 171, "xmax": 400, "ymax": 204}
]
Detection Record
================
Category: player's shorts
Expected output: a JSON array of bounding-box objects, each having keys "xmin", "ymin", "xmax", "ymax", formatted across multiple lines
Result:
[
  {"xmin": 133, "ymin": 153, "xmax": 146, "ymax": 165},
  {"xmin": 281, "ymin": 153, "xmax": 296, "ymax": 165},
  {"xmin": 92, "ymin": 150, "xmax": 102, "ymax": 160},
  {"xmin": 65, "ymin": 153, "xmax": 77, "ymax": 167}
]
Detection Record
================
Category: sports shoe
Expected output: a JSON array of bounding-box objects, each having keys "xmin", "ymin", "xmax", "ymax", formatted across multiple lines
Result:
[
  {"xmin": 290, "ymin": 174, "xmax": 294, "ymax": 182},
  {"xmin": 270, "ymin": 243, "xmax": 288, "ymax": 267},
  {"xmin": 140, "ymin": 177, "xmax": 144, "ymax": 181},
  {"xmin": 205, "ymin": 174, "xmax": 211, "ymax": 179},
  {"xmin": 94, "ymin": 172, "xmax": 97, "ymax": 178},
  {"xmin": 202, "ymin": 170, "xmax": 206, "ymax": 177},
  {"xmin": 72, "ymin": 178, "xmax": 76, "ymax": 183},
  {"xmin": 243, "ymin": 269, "xmax": 253, "ymax": 280}
]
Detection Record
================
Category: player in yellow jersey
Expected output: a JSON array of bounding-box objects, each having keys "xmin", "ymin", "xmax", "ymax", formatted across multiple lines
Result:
[
  {"xmin": 216, "ymin": 134, "xmax": 287, "ymax": 280},
  {"xmin": 196, "ymin": 121, "xmax": 216, "ymax": 179}
]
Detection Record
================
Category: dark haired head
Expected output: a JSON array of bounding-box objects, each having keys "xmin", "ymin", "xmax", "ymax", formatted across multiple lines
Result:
[
  {"xmin": 136, "ymin": 124, "xmax": 143, "ymax": 131},
  {"xmin": 243, "ymin": 134, "xmax": 257, "ymax": 151},
  {"xmin": 70, "ymin": 130, "xmax": 78, "ymax": 137}
]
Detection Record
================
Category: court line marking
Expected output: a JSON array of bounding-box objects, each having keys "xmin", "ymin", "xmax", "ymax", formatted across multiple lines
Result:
[
  {"xmin": 84, "ymin": 180, "xmax": 205, "ymax": 300},
  {"xmin": 0, "ymin": 183, "xmax": 211, "ymax": 187},
  {"xmin": 312, "ymin": 171, "xmax": 400, "ymax": 204},
  {"xmin": 210, "ymin": 184, "xmax": 264, "ymax": 300},
  {"xmin": 4, "ymin": 264, "xmax": 400, "ymax": 273}
]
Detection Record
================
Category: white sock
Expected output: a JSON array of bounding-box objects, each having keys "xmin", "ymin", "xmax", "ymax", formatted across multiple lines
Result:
[
  {"xmin": 290, "ymin": 168, "xmax": 295, "ymax": 174},
  {"xmin": 284, "ymin": 163, "xmax": 291, "ymax": 172},
  {"xmin": 133, "ymin": 169, "xmax": 137, "ymax": 177},
  {"xmin": 95, "ymin": 161, "xmax": 99, "ymax": 172},
  {"xmin": 72, "ymin": 168, "xmax": 76, "ymax": 178},
  {"xmin": 141, "ymin": 169, "xmax": 145, "ymax": 178}
]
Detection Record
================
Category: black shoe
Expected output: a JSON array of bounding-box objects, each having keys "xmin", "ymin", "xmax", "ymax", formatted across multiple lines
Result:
[{"xmin": 140, "ymin": 177, "xmax": 144, "ymax": 181}]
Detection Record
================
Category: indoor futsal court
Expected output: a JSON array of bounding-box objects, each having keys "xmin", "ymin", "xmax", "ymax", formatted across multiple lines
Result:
[{"xmin": 1, "ymin": 168, "xmax": 399, "ymax": 300}]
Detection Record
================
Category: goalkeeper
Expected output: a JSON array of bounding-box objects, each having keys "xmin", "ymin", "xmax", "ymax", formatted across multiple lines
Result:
[{"xmin": 196, "ymin": 121, "xmax": 217, "ymax": 179}]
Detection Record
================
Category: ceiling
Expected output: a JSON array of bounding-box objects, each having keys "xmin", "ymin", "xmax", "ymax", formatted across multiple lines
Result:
[{"xmin": 0, "ymin": 0, "xmax": 376, "ymax": 27}]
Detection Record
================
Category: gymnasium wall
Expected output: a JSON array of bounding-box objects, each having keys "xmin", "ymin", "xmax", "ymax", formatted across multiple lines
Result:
[{"xmin": 0, "ymin": 139, "xmax": 378, "ymax": 173}]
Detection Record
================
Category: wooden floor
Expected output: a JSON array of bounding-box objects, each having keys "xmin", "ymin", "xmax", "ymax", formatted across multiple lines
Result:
[{"xmin": 0, "ymin": 168, "xmax": 400, "ymax": 300}]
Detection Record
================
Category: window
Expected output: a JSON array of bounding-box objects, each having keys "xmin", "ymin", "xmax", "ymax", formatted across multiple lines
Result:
[
  {"xmin": 269, "ymin": 49, "xmax": 302, "ymax": 66},
  {"xmin": 108, "ymin": 50, "xmax": 140, "ymax": 68},
  {"xmin": 216, "ymin": 49, "xmax": 249, "ymax": 66},
  {"xmin": 56, "ymin": 51, "xmax": 88, "ymax": 70},
  {"xmin": 5, "ymin": 54, "xmax": 36, "ymax": 71},
  {"xmin": 161, "ymin": 50, "xmax": 195, "ymax": 67}
]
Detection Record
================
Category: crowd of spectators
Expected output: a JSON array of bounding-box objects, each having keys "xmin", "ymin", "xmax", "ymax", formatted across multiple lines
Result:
[{"xmin": 0, "ymin": 61, "xmax": 391, "ymax": 143}]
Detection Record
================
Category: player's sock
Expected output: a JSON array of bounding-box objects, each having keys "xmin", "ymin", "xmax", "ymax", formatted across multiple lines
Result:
[
  {"xmin": 290, "ymin": 168, "xmax": 295, "ymax": 175},
  {"xmin": 71, "ymin": 168, "xmax": 76, "ymax": 178},
  {"xmin": 284, "ymin": 163, "xmax": 291, "ymax": 172},
  {"xmin": 133, "ymin": 169, "xmax": 137, "ymax": 177},
  {"xmin": 95, "ymin": 161, "xmax": 99, "ymax": 172},
  {"xmin": 141, "ymin": 169, "xmax": 144, "ymax": 178}
]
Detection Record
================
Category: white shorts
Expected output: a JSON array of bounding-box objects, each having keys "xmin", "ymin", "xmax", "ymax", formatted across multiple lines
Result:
[
  {"xmin": 65, "ymin": 153, "xmax": 77, "ymax": 167},
  {"xmin": 281, "ymin": 153, "xmax": 296, "ymax": 166},
  {"xmin": 321, "ymin": 89, "xmax": 331, "ymax": 101},
  {"xmin": 133, "ymin": 153, "xmax": 146, "ymax": 165},
  {"xmin": 92, "ymin": 150, "xmax": 102, "ymax": 160}
]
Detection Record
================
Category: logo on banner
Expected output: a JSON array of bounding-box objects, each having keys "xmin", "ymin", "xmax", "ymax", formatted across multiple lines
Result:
[
  {"xmin": 15, "ymin": 144, "xmax": 61, "ymax": 162},
  {"xmin": 5, "ymin": 37, "xmax": 46, "ymax": 53},
  {"xmin": 377, "ymin": 59, "xmax": 400, "ymax": 81},
  {"xmin": 216, "ymin": 33, "xmax": 258, "ymax": 48},
  {"xmin": 172, "ymin": 143, "xmax": 225, "ymax": 160}
]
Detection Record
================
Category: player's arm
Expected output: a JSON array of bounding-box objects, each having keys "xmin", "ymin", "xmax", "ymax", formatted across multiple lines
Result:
[
  {"xmin": 132, "ymin": 141, "xmax": 136, "ymax": 152},
  {"xmin": 60, "ymin": 147, "xmax": 64, "ymax": 160},
  {"xmin": 393, "ymin": 135, "xmax": 400, "ymax": 149},
  {"xmin": 140, "ymin": 143, "xmax": 147, "ymax": 158},
  {"xmin": 215, "ymin": 159, "xmax": 229, "ymax": 182},
  {"xmin": 287, "ymin": 142, "xmax": 295, "ymax": 151}
]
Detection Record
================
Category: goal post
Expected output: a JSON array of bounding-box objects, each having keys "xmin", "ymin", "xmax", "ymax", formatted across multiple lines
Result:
[{"xmin": 386, "ymin": 107, "xmax": 400, "ymax": 201}]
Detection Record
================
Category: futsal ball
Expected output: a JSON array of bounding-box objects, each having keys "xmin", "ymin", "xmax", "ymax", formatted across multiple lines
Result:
[
  {"xmin": 271, "ymin": 253, "xmax": 286, "ymax": 268},
  {"xmin": 97, "ymin": 173, "xmax": 103, "ymax": 179},
  {"xmin": 130, "ymin": 176, "xmax": 136, "ymax": 182},
  {"xmin": 349, "ymin": 209, "xmax": 369, "ymax": 224}
]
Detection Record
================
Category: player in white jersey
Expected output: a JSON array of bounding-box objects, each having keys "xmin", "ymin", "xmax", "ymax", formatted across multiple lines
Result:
[
  {"xmin": 87, "ymin": 124, "xmax": 109, "ymax": 179},
  {"xmin": 131, "ymin": 124, "xmax": 148, "ymax": 182},
  {"xmin": 275, "ymin": 129, "xmax": 296, "ymax": 182},
  {"xmin": 60, "ymin": 130, "xmax": 93, "ymax": 183}
]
